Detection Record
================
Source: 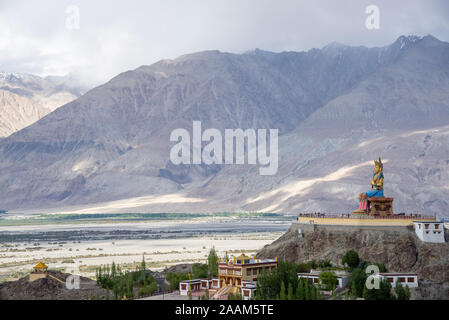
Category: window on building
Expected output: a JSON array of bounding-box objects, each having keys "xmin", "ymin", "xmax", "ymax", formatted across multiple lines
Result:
[
  {"xmin": 243, "ymin": 290, "xmax": 250, "ymax": 297},
  {"xmin": 435, "ymin": 224, "xmax": 439, "ymax": 229},
  {"xmin": 388, "ymin": 278, "xmax": 394, "ymax": 283},
  {"xmin": 253, "ymin": 269, "xmax": 257, "ymax": 275},
  {"xmin": 181, "ymin": 284, "xmax": 186, "ymax": 290},
  {"xmin": 425, "ymin": 224, "xmax": 429, "ymax": 229},
  {"xmin": 399, "ymin": 277, "xmax": 405, "ymax": 283},
  {"xmin": 418, "ymin": 224, "xmax": 421, "ymax": 229},
  {"xmin": 407, "ymin": 277, "xmax": 415, "ymax": 283},
  {"xmin": 247, "ymin": 269, "xmax": 251, "ymax": 276}
]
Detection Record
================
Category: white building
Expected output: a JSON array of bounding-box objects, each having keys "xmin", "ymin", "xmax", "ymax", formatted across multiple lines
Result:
[
  {"xmin": 375, "ymin": 273, "xmax": 418, "ymax": 288},
  {"xmin": 414, "ymin": 221, "xmax": 445, "ymax": 243},
  {"xmin": 179, "ymin": 279, "xmax": 201, "ymax": 296},
  {"xmin": 297, "ymin": 270, "xmax": 349, "ymax": 289},
  {"xmin": 241, "ymin": 280, "xmax": 257, "ymax": 300},
  {"xmin": 179, "ymin": 278, "xmax": 219, "ymax": 296}
]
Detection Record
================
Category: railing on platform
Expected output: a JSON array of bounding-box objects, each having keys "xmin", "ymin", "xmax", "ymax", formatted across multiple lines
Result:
[{"xmin": 297, "ymin": 213, "xmax": 436, "ymax": 220}]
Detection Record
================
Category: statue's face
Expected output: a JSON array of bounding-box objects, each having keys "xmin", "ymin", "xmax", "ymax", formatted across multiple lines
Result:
[{"xmin": 374, "ymin": 164, "xmax": 381, "ymax": 174}]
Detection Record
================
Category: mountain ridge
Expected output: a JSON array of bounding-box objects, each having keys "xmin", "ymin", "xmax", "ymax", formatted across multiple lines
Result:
[
  {"xmin": 1, "ymin": 35, "xmax": 449, "ymax": 216},
  {"xmin": 0, "ymin": 72, "xmax": 91, "ymax": 138}
]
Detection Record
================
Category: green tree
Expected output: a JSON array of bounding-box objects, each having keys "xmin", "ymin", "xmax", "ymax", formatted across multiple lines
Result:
[
  {"xmin": 287, "ymin": 282, "xmax": 294, "ymax": 300},
  {"xmin": 297, "ymin": 262, "xmax": 312, "ymax": 273},
  {"xmin": 310, "ymin": 286, "xmax": 318, "ymax": 300},
  {"xmin": 140, "ymin": 255, "xmax": 146, "ymax": 273},
  {"xmin": 304, "ymin": 280, "xmax": 310, "ymax": 300},
  {"xmin": 166, "ymin": 272, "xmax": 189, "ymax": 291},
  {"xmin": 404, "ymin": 285, "xmax": 411, "ymax": 300},
  {"xmin": 318, "ymin": 260, "xmax": 332, "ymax": 269},
  {"xmin": 296, "ymin": 279, "xmax": 305, "ymax": 300},
  {"xmin": 342, "ymin": 250, "xmax": 360, "ymax": 269},
  {"xmin": 319, "ymin": 271, "xmax": 338, "ymax": 291},
  {"xmin": 363, "ymin": 278, "xmax": 393, "ymax": 300},
  {"xmin": 126, "ymin": 276, "xmax": 134, "ymax": 299},
  {"xmin": 192, "ymin": 263, "xmax": 208, "ymax": 279},
  {"xmin": 394, "ymin": 280, "xmax": 411, "ymax": 300},
  {"xmin": 374, "ymin": 262, "xmax": 387, "ymax": 273},
  {"xmin": 256, "ymin": 260, "xmax": 316, "ymax": 300},
  {"xmin": 349, "ymin": 268, "xmax": 366, "ymax": 298},
  {"xmin": 280, "ymin": 281, "xmax": 287, "ymax": 300},
  {"xmin": 111, "ymin": 261, "xmax": 116, "ymax": 278},
  {"xmin": 207, "ymin": 247, "xmax": 219, "ymax": 277}
]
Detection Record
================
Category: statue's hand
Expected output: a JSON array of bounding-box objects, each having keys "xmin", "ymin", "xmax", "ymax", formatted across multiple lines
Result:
[{"xmin": 378, "ymin": 178, "xmax": 383, "ymax": 187}]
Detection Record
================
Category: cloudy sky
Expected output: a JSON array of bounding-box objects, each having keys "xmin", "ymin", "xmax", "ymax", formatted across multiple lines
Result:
[{"xmin": 0, "ymin": 0, "xmax": 448, "ymax": 84}]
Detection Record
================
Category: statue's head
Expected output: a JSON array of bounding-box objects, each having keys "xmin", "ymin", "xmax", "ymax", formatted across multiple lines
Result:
[{"xmin": 374, "ymin": 157, "xmax": 383, "ymax": 174}]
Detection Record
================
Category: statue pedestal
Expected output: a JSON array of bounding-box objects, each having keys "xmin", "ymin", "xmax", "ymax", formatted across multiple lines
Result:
[
  {"xmin": 367, "ymin": 197, "xmax": 394, "ymax": 216},
  {"xmin": 352, "ymin": 208, "xmax": 367, "ymax": 215}
]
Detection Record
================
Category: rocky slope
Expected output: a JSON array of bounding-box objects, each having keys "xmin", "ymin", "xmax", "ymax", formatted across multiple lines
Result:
[
  {"xmin": 1, "ymin": 35, "xmax": 449, "ymax": 215},
  {"xmin": 257, "ymin": 223, "xmax": 449, "ymax": 299},
  {"xmin": 0, "ymin": 270, "xmax": 105, "ymax": 300},
  {"xmin": 0, "ymin": 73, "xmax": 89, "ymax": 137}
]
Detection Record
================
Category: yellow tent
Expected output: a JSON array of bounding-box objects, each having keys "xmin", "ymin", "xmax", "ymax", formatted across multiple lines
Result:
[{"xmin": 33, "ymin": 262, "xmax": 48, "ymax": 271}]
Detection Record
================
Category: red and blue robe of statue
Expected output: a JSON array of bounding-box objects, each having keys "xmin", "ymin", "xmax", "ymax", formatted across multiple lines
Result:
[{"xmin": 359, "ymin": 172, "xmax": 384, "ymax": 210}]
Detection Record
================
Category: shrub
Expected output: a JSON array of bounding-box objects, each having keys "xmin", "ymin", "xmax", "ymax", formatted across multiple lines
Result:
[{"xmin": 342, "ymin": 250, "xmax": 360, "ymax": 269}]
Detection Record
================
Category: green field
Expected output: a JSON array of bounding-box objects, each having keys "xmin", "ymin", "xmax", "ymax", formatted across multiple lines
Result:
[{"xmin": 0, "ymin": 212, "xmax": 288, "ymax": 226}]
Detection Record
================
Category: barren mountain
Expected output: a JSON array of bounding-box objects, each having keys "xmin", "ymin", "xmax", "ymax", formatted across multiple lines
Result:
[
  {"xmin": 0, "ymin": 73, "xmax": 89, "ymax": 137},
  {"xmin": 1, "ymin": 35, "xmax": 449, "ymax": 216}
]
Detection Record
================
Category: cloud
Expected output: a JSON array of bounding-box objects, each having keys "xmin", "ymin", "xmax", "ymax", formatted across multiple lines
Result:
[{"xmin": 0, "ymin": 0, "xmax": 448, "ymax": 83}]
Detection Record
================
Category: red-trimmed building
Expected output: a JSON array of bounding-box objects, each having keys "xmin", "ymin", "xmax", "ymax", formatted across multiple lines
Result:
[{"xmin": 218, "ymin": 253, "xmax": 278, "ymax": 288}]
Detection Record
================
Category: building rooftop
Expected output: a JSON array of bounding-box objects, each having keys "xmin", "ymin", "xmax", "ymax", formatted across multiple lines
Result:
[
  {"xmin": 219, "ymin": 258, "xmax": 277, "ymax": 266},
  {"xmin": 218, "ymin": 253, "xmax": 277, "ymax": 266},
  {"xmin": 378, "ymin": 272, "xmax": 418, "ymax": 276},
  {"xmin": 33, "ymin": 262, "xmax": 48, "ymax": 269},
  {"xmin": 297, "ymin": 270, "xmax": 349, "ymax": 277}
]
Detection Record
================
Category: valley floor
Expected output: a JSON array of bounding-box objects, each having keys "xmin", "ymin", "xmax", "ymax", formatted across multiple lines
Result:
[{"xmin": 0, "ymin": 216, "xmax": 289, "ymax": 282}]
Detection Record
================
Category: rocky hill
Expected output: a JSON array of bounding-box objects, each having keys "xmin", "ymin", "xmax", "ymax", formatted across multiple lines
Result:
[
  {"xmin": 0, "ymin": 72, "xmax": 89, "ymax": 137},
  {"xmin": 257, "ymin": 223, "xmax": 449, "ymax": 299},
  {"xmin": 1, "ymin": 35, "xmax": 449, "ymax": 215},
  {"xmin": 0, "ymin": 270, "xmax": 105, "ymax": 300}
]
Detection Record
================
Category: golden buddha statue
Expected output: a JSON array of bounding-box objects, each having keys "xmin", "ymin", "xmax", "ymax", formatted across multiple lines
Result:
[{"xmin": 358, "ymin": 157, "xmax": 385, "ymax": 211}]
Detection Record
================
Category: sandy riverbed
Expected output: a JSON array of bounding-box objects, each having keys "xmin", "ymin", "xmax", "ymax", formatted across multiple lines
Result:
[{"xmin": 0, "ymin": 218, "xmax": 288, "ymax": 282}]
